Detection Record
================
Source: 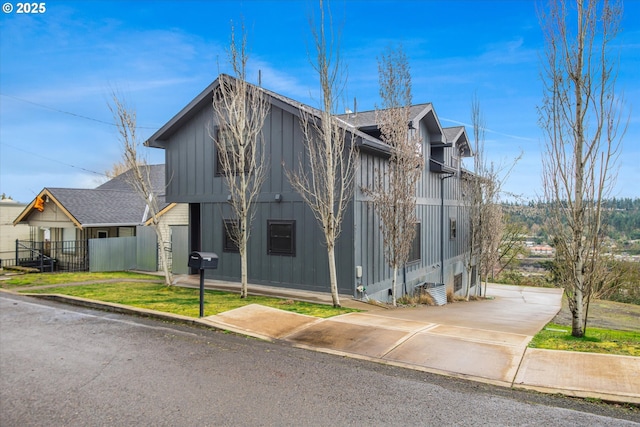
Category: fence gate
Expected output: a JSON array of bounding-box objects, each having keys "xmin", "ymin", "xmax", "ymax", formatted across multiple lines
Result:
[
  {"xmin": 136, "ymin": 226, "xmax": 158, "ymax": 272},
  {"xmin": 171, "ymin": 225, "xmax": 189, "ymax": 275}
]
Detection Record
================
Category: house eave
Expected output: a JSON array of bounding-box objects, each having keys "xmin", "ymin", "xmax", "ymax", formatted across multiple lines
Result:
[
  {"xmin": 82, "ymin": 223, "xmax": 140, "ymax": 228},
  {"xmin": 13, "ymin": 189, "xmax": 83, "ymax": 229},
  {"xmin": 145, "ymin": 79, "xmax": 221, "ymax": 148},
  {"xmin": 429, "ymin": 159, "xmax": 457, "ymax": 174}
]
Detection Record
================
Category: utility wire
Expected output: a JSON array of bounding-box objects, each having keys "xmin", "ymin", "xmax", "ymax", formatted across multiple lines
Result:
[
  {"xmin": 0, "ymin": 93, "xmax": 159, "ymax": 130},
  {"xmin": 0, "ymin": 141, "xmax": 106, "ymax": 176}
]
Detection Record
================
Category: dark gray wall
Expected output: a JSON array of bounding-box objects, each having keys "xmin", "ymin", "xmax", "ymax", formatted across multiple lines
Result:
[
  {"xmin": 354, "ymin": 115, "xmax": 471, "ymax": 301},
  {"xmin": 163, "ymin": 101, "xmax": 355, "ymax": 294}
]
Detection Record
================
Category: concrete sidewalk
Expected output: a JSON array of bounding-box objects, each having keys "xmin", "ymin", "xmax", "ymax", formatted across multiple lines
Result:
[{"xmin": 177, "ymin": 278, "xmax": 639, "ymax": 404}]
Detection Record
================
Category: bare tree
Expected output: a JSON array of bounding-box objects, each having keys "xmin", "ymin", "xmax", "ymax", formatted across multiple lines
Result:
[
  {"xmin": 539, "ymin": 0, "xmax": 625, "ymax": 337},
  {"xmin": 104, "ymin": 160, "xmax": 130, "ymax": 179},
  {"xmin": 109, "ymin": 94, "xmax": 173, "ymax": 287},
  {"xmin": 494, "ymin": 216, "xmax": 527, "ymax": 281},
  {"xmin": 212, "ymin": 22, "xmax": 270, "ymax": 299},
  {"xmin": 464, "ymin": 96, "xmax": 521, "ymax": 299},
  {"xmin": 462, "ymin": 97, "xmax": 486, "ymax": 300},
  {"xmin": 363, "ymin": 44, "xmax": 422, "ymax": 307},
  {"xmin": 286, "ymin": 0, "xmax": 357, "ymax": 307}
]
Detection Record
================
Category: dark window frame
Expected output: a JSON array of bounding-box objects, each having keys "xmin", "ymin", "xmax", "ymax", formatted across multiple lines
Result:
[
  {"xmin": 214, "ymin": 125, "xmax": 252, "ymax": 176},
  {"xmin": 449, "ymin": 218, "xmax": 457, "ymax": 240},
  {"xmin": 222, "ymin": 219, "xmax": 240, "ymax": 253},
  {"xmin": 407, "ymin": 222, "xmax": 421, "ymax": 263},
  {"xmin": 454, "ymin": 273, "xmax": 463, "ymax": 293},
  {"xmin": 267, "ymin": 220, "xmax": 296, "ymax": 256}
]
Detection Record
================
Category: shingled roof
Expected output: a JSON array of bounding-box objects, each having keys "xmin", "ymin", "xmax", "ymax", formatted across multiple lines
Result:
[{"xmin": 14, "ymin": 164, "xmax": 170, "ymax": 228}]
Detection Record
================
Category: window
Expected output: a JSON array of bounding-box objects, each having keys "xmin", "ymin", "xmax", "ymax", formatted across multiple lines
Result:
[
  {"xmin": 267, "ymin": 220, "xmax": 295, "ymax": 256},
  {"xmin": 449, "ymin": 218, "xmax": 457, "ymax": 239},
  {"xmin": 215, "ymin": 126, "xmax": 251, "ymax": 175},
  {"xmin": 62, "ymin": 227, "xmax": 76, "ymax": 254},
  {"xmin": 407, "ymin": 222, "xmax": 421, "ymax": 263},
  {"xmin": 471, "ymin": 265, "xmax": 477, "ymax": 287},
  {"xmin": 451, "ymin": 155, "xmax": 460, "ymax": 171},
  {"xmin": 454, "ymin": 273, "xmax": 463, "ymax": 293},
  {"xmin": 97, "ymin": 230, "xmax": 108, "ymax": 239},
  {"xmin": 223, "ymin": 219, "xmax": 239, "ymax": 253}
]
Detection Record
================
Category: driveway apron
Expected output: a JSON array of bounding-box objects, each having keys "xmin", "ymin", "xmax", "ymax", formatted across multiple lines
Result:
[{"xmin": 203, "ymin": 284, "xmax": 563, "ymax": 387}]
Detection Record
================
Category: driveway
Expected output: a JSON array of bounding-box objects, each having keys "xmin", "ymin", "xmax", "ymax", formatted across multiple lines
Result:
[{"xmin": 203, "ymin": 284, "xmax": 564, "ymax": 387}]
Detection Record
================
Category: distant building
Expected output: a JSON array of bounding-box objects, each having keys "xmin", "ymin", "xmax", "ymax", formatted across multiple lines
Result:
[
  {"xmin": 529, "ymin": 245, "xmax": 555, "ymax": 256},
  {"xmin": 0, "ymin": 199, "xmax": 36, "ymax": 266}
]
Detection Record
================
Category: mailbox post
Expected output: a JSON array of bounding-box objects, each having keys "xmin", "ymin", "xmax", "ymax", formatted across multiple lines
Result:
[{"xmin": 187, "ymin": 251, "xmax": 219, "ymax": 317}]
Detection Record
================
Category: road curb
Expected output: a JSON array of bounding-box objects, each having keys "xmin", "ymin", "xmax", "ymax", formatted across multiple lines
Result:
[{"xmin": 3, "ymin": 288, "xmax": 638, "ymax": 407}]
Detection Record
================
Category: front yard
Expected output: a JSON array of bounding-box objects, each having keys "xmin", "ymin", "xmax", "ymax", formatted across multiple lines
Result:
[{"xmin": 2, "ymin": 272, "xmax": 357, "ymax": 318}]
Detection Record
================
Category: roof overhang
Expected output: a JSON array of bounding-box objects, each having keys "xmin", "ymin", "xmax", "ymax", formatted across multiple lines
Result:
[
  {"xmin": 13, "ymin": 189, "xmax": 83, "ymax": 229},
  {"xmin": 145, "ymin": 79, "xmax": 221, "ymax": 149},
  {"xmin": 429, "ymin": 159, "xmax": 458, "ymax": 174},
  {"xmin": 143, "ymin": 202, "xmax": 177, "ymax": 226}
]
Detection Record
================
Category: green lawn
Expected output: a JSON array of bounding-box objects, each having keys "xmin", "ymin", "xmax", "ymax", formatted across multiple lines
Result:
[
  {"xmin": 19, "ymin": 281, "xmax": 357, "ymax": 318},
  {"xmin": 1, "ymin": 271, "xmax": 160, "ymax": 288},
  {"xmin": 529, "ymin": 323, "xmax": 640, "ymax": 357}
]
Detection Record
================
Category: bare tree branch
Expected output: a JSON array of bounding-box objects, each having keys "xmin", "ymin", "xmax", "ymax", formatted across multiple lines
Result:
[
  {"xmin": 286, "ymin": 0, "xmax": 357, "ymax": 307},
  {"xmin": 362, "ymin": 44, "xmax": 422, "ymax": 306},
  {"xmin": 539, "ymin": 0, "xmax": 626, "ymax": 337},
  {"xmin": 211, "ymin": 21, "xmax": 270, "ymax": 299},
  {"xmin": 464, "ymin": 95, "xmax": 523, "ymax": 300},
  {"xmin": 108, "ymin": 92, "xmax": 173, "ymax": 287}
]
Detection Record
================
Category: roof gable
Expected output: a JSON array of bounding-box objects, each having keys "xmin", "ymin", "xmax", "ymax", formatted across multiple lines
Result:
[
  {"xmin": 145, "ymin": 74, "xmax": 384, "ymax": 151},
  {"xmin": 14, "ymin": 165, "xmax": 172, "ymax": 228},
  {"xmin": 443, "ymin": 126, "xmax": 472, "ymax": 157}
]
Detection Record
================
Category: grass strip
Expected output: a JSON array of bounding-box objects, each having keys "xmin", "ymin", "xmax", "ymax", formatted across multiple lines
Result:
[
  {"xmin": 20, "ymin": 281, "xmax": 357, "ymax": 318},
  {"xmin": 529, "ymin": 322, "xmax": 640, "ymax": 356},
  {"xmin": 2, "ymin": 272, "xmax": 159, "ymax": 288}
]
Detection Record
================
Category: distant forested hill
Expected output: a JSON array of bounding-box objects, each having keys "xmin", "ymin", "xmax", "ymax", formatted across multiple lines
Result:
[{"xmin": 503, "ymin": 198, "xmax": 640, "ymax": 242}]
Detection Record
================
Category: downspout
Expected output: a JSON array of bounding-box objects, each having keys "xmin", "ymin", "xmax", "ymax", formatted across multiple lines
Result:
[{"xmin": 440, "ymin": 173, "xmax": 455, "ymax": 285}]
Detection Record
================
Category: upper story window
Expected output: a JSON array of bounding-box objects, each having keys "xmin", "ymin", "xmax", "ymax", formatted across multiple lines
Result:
[
  {"xmin": 215, "ymin": 126, "xmax": 251, "ymax": 175},
  {"xmin": 449, "ymin": 218, "xmax": 457, "ymax": 240},
  {"xmin": 451, "ymin": 155, "xmax": 460, "ymax": 171}
]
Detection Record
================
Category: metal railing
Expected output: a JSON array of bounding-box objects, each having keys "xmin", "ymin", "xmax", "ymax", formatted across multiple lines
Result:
[{"xmin": 15, "ymin": 239, "xmax": 89, "ymax": 272}]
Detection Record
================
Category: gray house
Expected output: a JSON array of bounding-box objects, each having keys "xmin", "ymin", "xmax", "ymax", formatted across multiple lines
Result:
[{"xmin": 146, "ymin": 75, "xmax": 475, "ymax": 302}]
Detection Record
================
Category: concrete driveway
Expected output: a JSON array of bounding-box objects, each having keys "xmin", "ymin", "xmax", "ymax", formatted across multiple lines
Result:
[{"xmin": 205, "ymin": 284, "xmax": 563, "ymax": 387}]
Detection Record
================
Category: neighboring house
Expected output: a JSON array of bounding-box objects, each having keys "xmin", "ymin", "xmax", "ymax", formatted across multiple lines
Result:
[
  {"xmin": 146, "ymin": 74, "xmax": 475, "ymax": 301},
  {"xmin": 0, "ymin": 198, "xmax": 37, "ymax": 267},
  {"xmin": 13, "ymin": 165, "xmax": 188, "ymax": 272}
]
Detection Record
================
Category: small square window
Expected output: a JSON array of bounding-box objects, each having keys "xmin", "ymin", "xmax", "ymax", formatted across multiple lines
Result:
[
  {"xmin": 223, "ymin": 219, "xmax": 239, "ymax": 253},
  {"xmin": 267, "ymin": 220, "xmax": 295, "ymax": 256},
  {"xmin": 449, "ymin": 218, "xmax": 457, "ymax": 240}
]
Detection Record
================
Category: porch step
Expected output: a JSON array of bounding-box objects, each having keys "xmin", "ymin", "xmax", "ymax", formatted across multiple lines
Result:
[{"xmin": 3, "ymin": 265, "xmax": 40, "ymax": 273}]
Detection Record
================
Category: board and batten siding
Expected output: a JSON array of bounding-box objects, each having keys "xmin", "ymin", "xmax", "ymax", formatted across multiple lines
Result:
[
  {"xmin": 354, "ymin": 117, "xmax": 472, "ymax": 301},
  {"xmin": 163, "ymin": 101, "xmax": 355, "ymax": 294}
]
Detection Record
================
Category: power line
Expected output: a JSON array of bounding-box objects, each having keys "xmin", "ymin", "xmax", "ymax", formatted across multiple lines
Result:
[
  {"xmin": 0, "ymin": 93, "xmax": 159, "ymax": 130},
  {"xmin": 0, "ymin": 142, "xmax": 107, "ymax": 176}
]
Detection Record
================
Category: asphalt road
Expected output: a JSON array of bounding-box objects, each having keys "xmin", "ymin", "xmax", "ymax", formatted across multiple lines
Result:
[{"xmin": 1, "ymin": 293, "xmax": 638, "ymax": 426}]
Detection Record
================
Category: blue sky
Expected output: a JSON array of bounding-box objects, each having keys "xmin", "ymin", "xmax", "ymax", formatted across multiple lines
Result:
[{"xmin": 1, "ymin": 0, "xmax": 638, "ymax": 204}]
